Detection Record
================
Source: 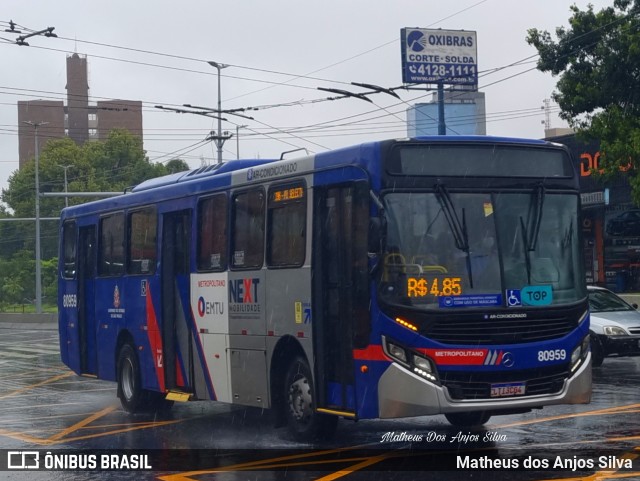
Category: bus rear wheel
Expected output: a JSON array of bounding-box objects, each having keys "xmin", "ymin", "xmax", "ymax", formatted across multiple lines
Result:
[
  {"xmin": 117, "ymin": 343, "xmax": 145, "ymax": 413},
  {"xmin": 117, "ymin": 343, "xmax": 174, "ymax": 414},
  {"xmin": 284, "ymin": 357, "xmax": 337, "ymax": 441},
  {"xmin": 445, "ymin": 411, "xmax": 491, "ymax": 427}
]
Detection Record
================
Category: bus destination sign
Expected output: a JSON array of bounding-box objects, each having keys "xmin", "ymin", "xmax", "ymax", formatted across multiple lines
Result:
[{"xmin": 401, "ymin": 28, "xmax": 478, "ymax": 86}]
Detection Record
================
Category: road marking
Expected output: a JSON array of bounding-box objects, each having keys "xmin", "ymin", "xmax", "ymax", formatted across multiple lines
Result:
[
  {"xmin": 48, "ymin": 406, "xmax": 116, "ymax": 442},
  {"xmin": 157, "ymin": 447, "xmax": 376, "ymax": 481},
  {"xmin": 0, "ymin": 371, "xmax": 74, "ymax": 400},
  {"xmin": 54, "ymin": 418, "xmax": 185, "ymax": 444},
  {"xmin": 493, "ymin": 403, "xmax": 640, "ymax": 429},
  {"xmin": 314, "ymin": 454, "xmax": 391, "ymax": 481},
  {"xmin": 0, "ymin": 404, "xmax": 185, "ymax": 445},
  {"xmin": 158, "ymin": 404, "xmax": 640, "ymax": 481}
]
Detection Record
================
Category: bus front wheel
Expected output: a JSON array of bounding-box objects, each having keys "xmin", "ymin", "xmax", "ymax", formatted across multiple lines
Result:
[
  {"xmin": 284, "ymin": 357, "xmax": 337, "ymax": 441},
  {"xmin": 117, "ymin": 343, "xmax": 145, "ymax": 413},
  {"xmin": 590, "ymin": 334, "xmax": 605, "ymax": 368},
  {"xmin": 445, "ymin": 411, "xmax": 491, "ymax": 427}
]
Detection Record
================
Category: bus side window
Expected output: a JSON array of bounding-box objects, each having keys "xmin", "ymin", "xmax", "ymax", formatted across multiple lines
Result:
[
  {"xmin": 231, "ymin": 189, "xmax": 265, "ymax": 270},
  {"xmin": 99, "ymin": 213, "xmax": 125, "ymax": 277},
  {"xmin": 267, "ymin": 182, "xmax": 306, "ymax": 268},
  {"xmin": 62, "ymin": 221, "xmax": 77, "ymax": 279},
  {"xmin": 127, "ymin": 208, "xmax": 157, "ymax": 275},
  {"xmin": 197, "ymin": 194, "xmax": 228, "ymax": 271}
]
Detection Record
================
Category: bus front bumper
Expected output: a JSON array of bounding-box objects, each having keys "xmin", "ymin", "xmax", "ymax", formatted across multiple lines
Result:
[{"xmin": 377, "ymin": 352, "xmax": 592, "ymax": 418}]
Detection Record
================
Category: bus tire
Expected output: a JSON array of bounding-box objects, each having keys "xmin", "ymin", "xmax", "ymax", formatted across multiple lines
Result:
[
  {"xmin": 284, "ymin": 357, "xmax": 337, "ymax": 441},
  {"xmin": 445, "ymin": 411, "xmax": 491, "ymax": 427},
  {"xmin": 590, "ymin": 334, "xmax": 605, "ymax": 368},
  {"xmin": 117, "ymin": 343, "xmax": 146, "ymax": 413}
]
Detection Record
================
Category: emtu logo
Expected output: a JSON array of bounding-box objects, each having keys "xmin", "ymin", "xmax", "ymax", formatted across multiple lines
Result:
[{"xmin": 197, "ymin": 296, "xmax": 224, "ymax": 317}]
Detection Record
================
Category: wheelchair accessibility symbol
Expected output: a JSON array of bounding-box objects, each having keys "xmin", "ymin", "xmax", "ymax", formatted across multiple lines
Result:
[{"xmin": 506, "ymin": 289, "xmax": 522, "ymax": 307}]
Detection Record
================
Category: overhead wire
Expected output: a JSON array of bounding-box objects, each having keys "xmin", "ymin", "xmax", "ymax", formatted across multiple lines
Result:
[{"xmin": 4, "ymin": 1, "xmax": 619, "ymax": 172}]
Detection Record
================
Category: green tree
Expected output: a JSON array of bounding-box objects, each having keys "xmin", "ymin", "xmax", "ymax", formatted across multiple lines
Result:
[
  {"xmin": 527, "ymin": 0, "xmax": 640, "ymax": 202},
  {"xmin": 0, "ymin": 129, "xmax": 187, "ymax": 309},
  {"xmin": 91, "ymin": 129, "xmax": 167, "ymax": 191},
  {"xmin": 1, "ymin": 129, "xmax": 178, "ymax": 220},
  {"xmin": 166, "ymin": 158, "xmax": 190, "ymax": 174}
]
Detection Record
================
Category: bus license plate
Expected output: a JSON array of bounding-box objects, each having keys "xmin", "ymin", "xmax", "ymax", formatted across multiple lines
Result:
[{"xmin": 490, "ymin": 382, "xmax": 526, "ymax": 398}]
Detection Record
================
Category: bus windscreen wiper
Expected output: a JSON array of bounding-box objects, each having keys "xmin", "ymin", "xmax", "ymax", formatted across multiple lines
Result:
[
  {"xmin": 435, "ymin": 183, "xmax": 473, "ymax": 287},
  {"xmin": 528, "ymin": 183, "xmax": 545, "ymax": 251},
  {"xmin": 520, "ymin": 183, "xmax": 546, "ymax": 284}
]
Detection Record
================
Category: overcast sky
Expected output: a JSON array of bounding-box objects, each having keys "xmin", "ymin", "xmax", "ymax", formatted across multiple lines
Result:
[{"xmin": 0, "ymin": 0, "xmax": 613, "ymax": 196}]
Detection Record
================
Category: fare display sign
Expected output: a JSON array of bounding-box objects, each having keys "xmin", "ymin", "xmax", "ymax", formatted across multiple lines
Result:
[{"xmin": 401, "ymin": 28, "xmax": 478, "ymax": 85}]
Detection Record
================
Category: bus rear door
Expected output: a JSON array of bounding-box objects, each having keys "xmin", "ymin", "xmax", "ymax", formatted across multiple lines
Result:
[
  {"xmin": 77, "ymin": 225, "xmax": 98, "ymax": 376},
  {"xmin": 160, "ymin": 210, "xmax": 195, "ymax": 395}
]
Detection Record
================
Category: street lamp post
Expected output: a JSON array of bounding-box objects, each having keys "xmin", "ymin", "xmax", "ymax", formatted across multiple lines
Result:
[
  {"xmin": 57, "ymin": 164, "xmax": 73, "ymax": 207},
  {"xmin": 22, "ymin": 120, "xmax": 48, "ymax": 313},
  {"xmin": 236, "ymin": 124, "xmax": 248, "ymax": 160},
  {"xmin": 207, "ymin": 61, "xmax": 230, "ymax": 164}
]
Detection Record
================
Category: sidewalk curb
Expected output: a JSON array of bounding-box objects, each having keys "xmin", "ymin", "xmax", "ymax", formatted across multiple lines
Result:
[
  {"xmin": 0, "ymin": 322, "xmax": 57, "ymax": 330},
  {"xmin": 0, "ymin": 313, "xmax": 58, "ymax": 330}
]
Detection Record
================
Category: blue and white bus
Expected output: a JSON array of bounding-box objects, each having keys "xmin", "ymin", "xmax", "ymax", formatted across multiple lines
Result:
[{"xmin": 58, "ymin": 136, "xmax": 591, "ymax": 440}]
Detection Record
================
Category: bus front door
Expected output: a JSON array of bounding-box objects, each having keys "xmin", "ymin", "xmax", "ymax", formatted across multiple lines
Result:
[
  {"xmin": 161, "ymin": 210, "xmax": 194, "ymax": 394},
  {"xmin": 77, "ymin": 225, "xmax": 97, "ymax": 376},
  {"xmin": 313, "ymin": 183, "xmax": 369, "ymax": 417}
]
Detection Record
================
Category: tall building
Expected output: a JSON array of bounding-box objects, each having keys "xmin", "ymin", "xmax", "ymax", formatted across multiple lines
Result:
[
  {"xmin": 66, "ymin": 53, "xmax": 89, "ymax": 145},
  {"xmin": 95, "ymin": 100, "xmax": 143, "ymax": 140},
  {"xmin": 17, "ymin": 100, "xmax": 65, "ymax": 168},
  {"xmin": 406, "ymin": 90, "xmax": 486, "ymax": 136},
  {"xmin": 17, "ymin": 54, "xmax": 143, "ymax": 168}
]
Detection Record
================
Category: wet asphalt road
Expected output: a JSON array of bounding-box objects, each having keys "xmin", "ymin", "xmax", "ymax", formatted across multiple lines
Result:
[{"xmin": 0, "ymin": 326, "xmax": 639, "ymax": 481}]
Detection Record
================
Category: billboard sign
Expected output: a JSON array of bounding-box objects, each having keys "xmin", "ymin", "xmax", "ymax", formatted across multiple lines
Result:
[{"xmin": 401, "ymin": 28, "xmax": 477, "ymax": 85}]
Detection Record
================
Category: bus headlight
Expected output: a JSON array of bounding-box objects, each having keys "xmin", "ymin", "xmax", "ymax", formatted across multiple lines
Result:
[
  {"xmin": 571, "ymin": 335, "xmax": 590, "ymax": 372},
  {"xmin": 413, "ymin": 354, "xmax": 433, "ymax": 373},
  {"xmin": 387, "ymin": 342, "xmax": 408, "ymax": 364},
  {"xmin": 413, "ymin": 354, "xmax": 437, "ymax": 381},
  {"xmin": 383, "ymin": 337, "xmax": 439, "ymax": 383},
  {"xmin": 570, "ymin": 345, "xmax": 581, "ymax": 366}
]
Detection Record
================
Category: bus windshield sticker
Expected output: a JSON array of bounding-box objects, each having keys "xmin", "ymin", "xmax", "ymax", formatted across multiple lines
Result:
[
  {"xmin": 521, "ymin": 285, "xmax": 553, "ymax": 306},
  {"xmin": 295, "ymin": 301, "xmax": 302, "ymax": 324},
  {"xmin": 438, "ymin": 294, "xmax": 502, "ymax": 308},
  {"xmin": 483, "ymin": 202, "xmax": 493, "ymax": 217},
  {"xmin": 506, "ymin": 289, "xmax": 522, "ymax": 307}
]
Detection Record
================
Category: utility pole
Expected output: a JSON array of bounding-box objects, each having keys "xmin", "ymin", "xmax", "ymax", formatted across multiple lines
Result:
[
  {"xmin": 57, "ymin": 164, "xmax": 73, "ymax": 207},
  {"xmin": 207, "ymin": 61, "xmax": 233, "ymax": 164},
  {"xmin": 541, "ymin": 98, "xmax": 552, "ymax": 132},
  {"xmin": 22, "ymin": 120, "xmax": 48, "ymax": 313},
  {"xmin": 437, "ymin": 82, "xmax": 446, "ymax": 135}
]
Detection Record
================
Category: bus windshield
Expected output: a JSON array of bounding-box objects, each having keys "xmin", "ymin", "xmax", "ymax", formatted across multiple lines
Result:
[{"xmin": 379, "ymin": 190, "xmax": 585, "ymax": 310}]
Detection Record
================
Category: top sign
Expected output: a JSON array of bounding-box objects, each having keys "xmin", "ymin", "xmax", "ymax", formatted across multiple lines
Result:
[{"xmin": 401, "ymin": 28, "xmax": 478, "ymax": 86}]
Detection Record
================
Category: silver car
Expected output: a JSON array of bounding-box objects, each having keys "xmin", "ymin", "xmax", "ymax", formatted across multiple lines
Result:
[{"xmin": 588, "ymin": 285, "xmax": 640, "ymax": 367}]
